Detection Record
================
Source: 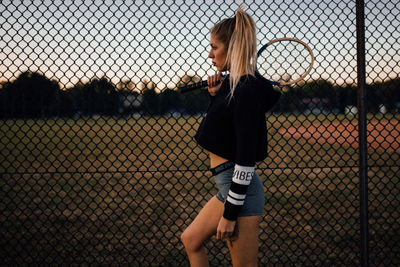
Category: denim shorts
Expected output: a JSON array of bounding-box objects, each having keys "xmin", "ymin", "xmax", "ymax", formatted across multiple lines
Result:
[{"xmin": 211, "ymin": 162, "xmax": 265, "ymax": 217}]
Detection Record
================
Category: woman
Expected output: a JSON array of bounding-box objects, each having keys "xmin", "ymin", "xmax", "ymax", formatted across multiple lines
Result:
[{"xmin": 181, "ymin": 7, "xmax": 280, "ymax": 266}]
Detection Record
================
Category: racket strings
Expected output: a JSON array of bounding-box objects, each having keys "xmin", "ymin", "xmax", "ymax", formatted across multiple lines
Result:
[{"xmin": 258, "ymin": 42, "xmax": 311, "ymax": 84}]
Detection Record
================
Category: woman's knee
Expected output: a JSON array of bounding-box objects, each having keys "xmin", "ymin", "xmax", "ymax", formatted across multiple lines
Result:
[{"xmin": 181, "ymin": 229, "xmax": 203, "ymax": 252}]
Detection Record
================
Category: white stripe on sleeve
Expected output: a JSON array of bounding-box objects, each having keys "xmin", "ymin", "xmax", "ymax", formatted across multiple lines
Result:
[
  {"xmin": 226, "ymin": 196, "xmax": 245, "ymax": 206},
  {"xmin": 228, "ymin": 190, "xmax": 246, "ymax": 200}
]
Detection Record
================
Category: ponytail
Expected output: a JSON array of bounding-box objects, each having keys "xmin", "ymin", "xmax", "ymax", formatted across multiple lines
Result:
[
  {"xmin": 210, "ymin": 7, "xmax": 257, "ymax": 97},
  {"xmin": 227, "ymin": 7, "xmax": 257, "ymax": 96}
]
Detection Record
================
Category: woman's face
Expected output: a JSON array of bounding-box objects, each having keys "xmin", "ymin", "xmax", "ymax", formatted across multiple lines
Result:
[{"xmin": 208, "ymin": 34, "xmax": 228, "ymax": 71}]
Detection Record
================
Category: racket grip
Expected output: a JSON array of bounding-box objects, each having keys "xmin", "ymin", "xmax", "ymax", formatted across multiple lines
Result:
[
  {"xmin": 179, "ymin": 74, "xmax": 226, "ymax": 93},
  {"xmin": 179, "ymin": 80, "xmax": 209, "ymax": 93}
]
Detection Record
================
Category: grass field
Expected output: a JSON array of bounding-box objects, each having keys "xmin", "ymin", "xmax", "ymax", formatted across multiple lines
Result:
[{"xmin": 1, "ymin": 113, "xmax": 399, "ymax": 265}]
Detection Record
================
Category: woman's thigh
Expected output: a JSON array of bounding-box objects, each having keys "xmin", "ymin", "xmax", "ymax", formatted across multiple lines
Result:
[
  {"xmin": 181, "ymin": 196, "xmax": 225, "ymax": 248},
  {"xmin": 227, "ymin": 215, "xmax": 261, "ymax": 266}
]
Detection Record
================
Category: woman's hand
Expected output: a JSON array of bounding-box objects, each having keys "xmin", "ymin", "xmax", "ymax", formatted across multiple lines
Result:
[
  {"xmin": 216, "ymin": 216, "xmax": 238, "ymax": 241},
  {"xmin": 207, "ymin": 71, "xmax": 224, "ymax": 96}
]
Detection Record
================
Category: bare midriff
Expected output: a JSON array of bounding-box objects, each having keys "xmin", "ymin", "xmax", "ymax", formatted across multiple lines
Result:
[{"xmin": 209, "ymin": 151, "xmax": 229, "ymax": 169}]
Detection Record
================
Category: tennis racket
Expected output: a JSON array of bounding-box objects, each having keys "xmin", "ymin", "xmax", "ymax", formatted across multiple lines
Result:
[{"xmin": 179, "ymin": 37, "xmax": 314, "ymax": 92}]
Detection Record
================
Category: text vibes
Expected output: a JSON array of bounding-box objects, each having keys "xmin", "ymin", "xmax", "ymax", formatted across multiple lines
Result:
[{"xmin": 232, "ymin": 170, "xmax": 253, "ymax": 185}]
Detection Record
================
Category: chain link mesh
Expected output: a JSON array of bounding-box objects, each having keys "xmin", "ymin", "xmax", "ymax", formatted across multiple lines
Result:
[{"xmin": 1, "ymin": 0, "xmax": 399, "ymax": 265}]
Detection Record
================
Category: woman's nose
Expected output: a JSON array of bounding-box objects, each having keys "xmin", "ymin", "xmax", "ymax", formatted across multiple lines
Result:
[{"xmin": 208, "ymin": 50, "xmax": 214, "ymax": 58}]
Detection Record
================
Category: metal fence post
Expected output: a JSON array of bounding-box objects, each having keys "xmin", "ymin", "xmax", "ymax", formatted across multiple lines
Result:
[{"xmin": 356, "ymin": 0, "xmax": 369, "ymax": 266}]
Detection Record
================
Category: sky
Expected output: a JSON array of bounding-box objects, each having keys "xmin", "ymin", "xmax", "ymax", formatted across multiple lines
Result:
[{"xmin": 0, "ymin": 0, "xmax": 399, "ymax": 91}]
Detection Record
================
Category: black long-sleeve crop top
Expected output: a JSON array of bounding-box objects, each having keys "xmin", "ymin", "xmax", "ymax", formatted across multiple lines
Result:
[{"xmin": 195, "ymin": 72, "xmax": 281, "ymax": 167}]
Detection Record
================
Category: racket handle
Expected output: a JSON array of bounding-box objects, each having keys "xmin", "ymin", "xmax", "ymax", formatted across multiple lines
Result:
[
  {"xmin": 179, "ymin": 74, "xmax": 226, "ymax": 93},
  {"xmin": 179, "ymin": 80, "xmax": 209, "ymax": 93}
]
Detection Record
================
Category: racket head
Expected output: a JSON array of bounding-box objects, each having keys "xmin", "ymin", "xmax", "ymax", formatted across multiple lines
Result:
[{"xmin": 256, "ymin": 37, "xmax": 314, "ymax": 86}]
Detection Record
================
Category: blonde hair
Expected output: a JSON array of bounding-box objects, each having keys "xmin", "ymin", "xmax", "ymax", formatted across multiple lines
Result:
[{"xmin": 210, "ymin": 7, "xmax": 257, "ymax": 96}]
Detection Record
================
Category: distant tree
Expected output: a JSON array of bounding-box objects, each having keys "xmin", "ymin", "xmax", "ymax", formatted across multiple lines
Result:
[
  {"xmin": 0, "ymin": 80, "xmax": 6, "ymax": 117},
  {"xmin": 180, "ymin": 89, "xmax": 209, "ymax": 115},
  {"xmin": 116, "ymin": 78, "xmax": 137, "ymax": 92},
  {"xmin": 141, "ymin": 78, "xmax": 160, "ymax": 115},
  {"xmin": 296, "ymin": 79, "xmax": 337, "ymax": 111},
  {"xmin": 384, "ymin": 77, "xmax": 400, "ymax": 112},
  {"xmin": 158, "ymin": 87, "xmax": 186, "ymax": 116},
  {"xmin": 119, "ymin": 90, "xmax": 142, "ymax": 115},
  {"xmin": 371, "ymin": 78, "xmax": 400, "ymax": 113},
  {"xmin": 274, "ymin": 85, "xmax": 295, "ymax": 113},
  {"xmin": 68, "ymin": 77, "xmax": 118, "ymax": 116},
  {"xmin": 300, "ymin": 79, "xmax": 335, "ymax": 99},
  {"xmin": 57, "ymin": 89, "xmax": 75, "ymax": 117},
  {"xmin": 176, "ymin": 74, "xmax": 209, "ymax": 115},
  {"xmin": 0, "ymin": 71, "xmax": 61, "ymax": 118}
]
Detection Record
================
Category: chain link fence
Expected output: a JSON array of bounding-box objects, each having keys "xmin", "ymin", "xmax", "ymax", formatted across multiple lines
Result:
[{"xmin": 1, "ymin": 0, "xmax": 399, "ymax": 265}]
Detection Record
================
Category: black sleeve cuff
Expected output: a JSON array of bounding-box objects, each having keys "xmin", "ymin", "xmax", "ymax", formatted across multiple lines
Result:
[{"xmin": 223, "ymin": 201, "xmax": 242, "ymax": 221}]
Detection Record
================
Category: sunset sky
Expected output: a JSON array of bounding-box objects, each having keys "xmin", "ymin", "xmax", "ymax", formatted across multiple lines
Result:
[{"xmin": 1, "ymin": 0, "xmax": 399, "ymax": 90}]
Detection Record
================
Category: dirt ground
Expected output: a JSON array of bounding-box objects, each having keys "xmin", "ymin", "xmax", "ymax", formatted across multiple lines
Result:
[{"xmin": 279, "ymin": 119, "xmax": 400, "ymax": 152}]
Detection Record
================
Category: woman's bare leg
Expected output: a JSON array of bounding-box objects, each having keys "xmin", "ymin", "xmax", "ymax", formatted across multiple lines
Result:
[
  {"xmin": 227, "ymin": 215, "xmax": 261, "ymax": 267},
  {"xmin": 181, "ymin": 196, "xmax": 224, "ymax": 267}
]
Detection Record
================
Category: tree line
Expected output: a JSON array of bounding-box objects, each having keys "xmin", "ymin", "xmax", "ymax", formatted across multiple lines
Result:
[{"xmin": 0, "ymin": 70, "xmax": 399, "ymax": 119}]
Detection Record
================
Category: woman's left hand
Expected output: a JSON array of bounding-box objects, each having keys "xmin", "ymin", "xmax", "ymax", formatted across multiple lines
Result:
[
  {"xmin": 216, "ymin": 217, "xmax": 237, "ymax": 240},
  {"xmin": 207, "ymin": 71, "xmax": 224, "ymax": 96}
]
